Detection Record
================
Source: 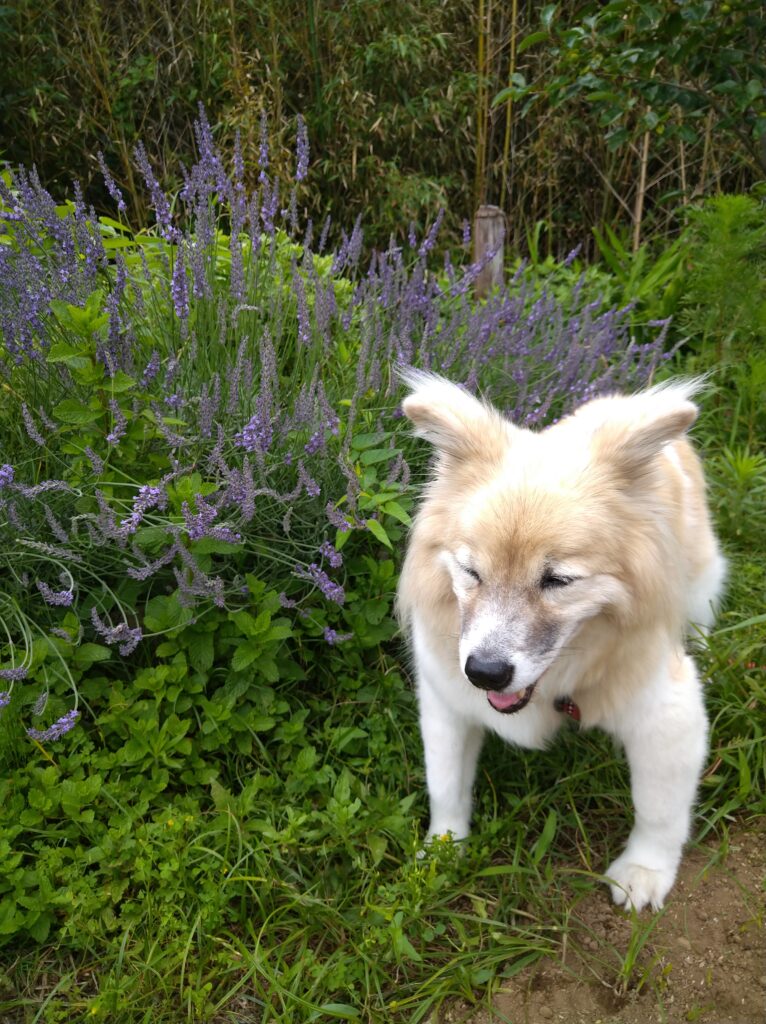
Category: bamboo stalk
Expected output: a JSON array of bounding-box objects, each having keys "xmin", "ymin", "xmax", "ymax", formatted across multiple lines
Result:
[
  {"xmin": 500, "ymin": 0, "xmax": 519, "ymax": 212},
  {"xmin": 697, "ymin": 107, "xmax": 714, "ymax": 197},
  {"xmin": 632, "ymin": 127, "xmax": 651, "ymax": 253},
  {"xmin": 474, "ymin": 0, "xmax": 488, "ymax": 209}
]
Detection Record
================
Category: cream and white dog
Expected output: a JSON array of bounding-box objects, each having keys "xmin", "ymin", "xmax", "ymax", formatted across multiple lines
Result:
[{"xmin": 397, "ymin": 371, "xmax": 725, "ymax": 911}]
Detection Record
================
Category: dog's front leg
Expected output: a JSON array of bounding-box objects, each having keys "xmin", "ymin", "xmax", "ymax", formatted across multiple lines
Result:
[
  {"xmin": 418, "ymin": 677, "xmax": 484, "ymax": 841},
  {"xmin": 606, "ymin": 653, "xmax": 708, "ymax": 911}
]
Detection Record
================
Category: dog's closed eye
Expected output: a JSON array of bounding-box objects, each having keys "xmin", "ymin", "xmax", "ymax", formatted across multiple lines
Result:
[
  {"xmin": 540, "ymin": 570, "xmax": 578, "ymax": 590},
  {"xmin": 458, "ymin": 564, "xmax": 482, "ymax": 585}
]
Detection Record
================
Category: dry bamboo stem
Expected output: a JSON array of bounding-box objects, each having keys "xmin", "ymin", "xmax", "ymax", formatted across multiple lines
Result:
[
  {"xmin": 632, "ymin": 127, "xmax": 651, "ymax": 252},
  {"xmin": 500, "ymin": 0, "xmax": 519, "ymax": 210}
]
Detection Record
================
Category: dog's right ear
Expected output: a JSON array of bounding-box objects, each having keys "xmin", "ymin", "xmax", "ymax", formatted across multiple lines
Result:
[{"xmin": 399, "ymin": 369, "xmax": 514, "ymax": 463}]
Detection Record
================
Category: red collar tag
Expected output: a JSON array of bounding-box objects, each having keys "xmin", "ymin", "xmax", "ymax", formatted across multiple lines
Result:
[{"xmin": 554, "ymin": 696, "xmax": 581, "ymax": 722}]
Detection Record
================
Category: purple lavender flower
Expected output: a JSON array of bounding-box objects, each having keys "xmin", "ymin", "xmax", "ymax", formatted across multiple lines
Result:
[
  {"xmin": 258, "ymin": 110, "xmax": 270, "ymax": 182},
  {"xmin": 323, "ymin": 627, "xmax": 353, "ymax": 646},
  {"xmin": 50, "ymin": 627, "xmax": 76, "ymax": 642},
  {"xmin": 462, "ymin": 219, "xmax": 471, "ymax": 247},
  {"xmin": 97, "ymin": 151, "xmax": 127, "ymax": 214},
  {"xmin": 297, "ymin": 462, "xmax": 320, "ymax": 498},
  {"xmin": 295, "ymin": 563, "xmax": 345, "ymax": 605},
  {"xmin": 318, "ymin": 540, "xmax": 343, "ymax": 568},
  {"xmin": 0, "ymin": 691, "xmax": 10, "ymax": 709},
  {"xmin": 36, "ymin": 580, "xmax": 75, "ymax": 606},
  {"xmin": 12, "ymin": 480, "xmax": 74, "ymax": 499},
  {"xmin": 419, "ymin": 209, "xmax": 445, "ymax": 257},
  {"xmin": 295, "ymin": 115, "xmax": 309, "ymax": 182},
  {"xmin": 85, "ymin": 447, "xmax": 104, "ymax": 475},
  {"xmin": 119, "ymin": 484, "xmax": 167, "ymax": 537},
  {"xmin": 141, "ymin": 350, "xmax": 161, "ymax": 388},
  {"xmin": 182, "ymin": 495, "xmax": 241, "ymax": 544},
  {"xmin": 260, "ymin": 178, "xmax": 279, "ymax": 236},
  {"xmin": 0, "ymin": 667, "xmax": 27, "ymax": 682},
  {"xmin": 127, "ymin": 541, "xmax": 178, "ymax": 581},
  {"xmin": 106, "ymin": 398, "xmax": 127, "ymax": 445},
  {"xmin": 134, "ymin": 142, "xmax": 176, "ymax": 240},
  {"xmin": 90, "ymin": 607, "xmax": 142, "ymax": 655},
  {"xmin": 235, "ymin": 408, "xmax": 273, "ymax": 455},
  {"xmin": 0, "ymin": 464, "xmax": 13, "ymax": 489},
  {"xmin": 171, "ymin": 244, "xmax": 189, "ymax": 321},
  {"xmin": 326, "ymin": 503, "xmax": 352, "ymax": 533},
  {"xmin": 44, "ymin": 504, "xmax": 69, "ymax": 544},
  {"xmin": 21, "ymin": 404, "xmax": 45, "ymax": 446},
  {"xmin": 304, "ymin": 431, "xmax": 324, "ymax": 456},
  {"xmin": 199, "ymin": 374, "xmax": 221, "ymax": 438},
  {"xmin": 28, "ymin": 709, "xmax": 80, "ymax": 743},
  {"xmin": 165, "ymin": 392, "xmax": 185, "ymax": 411},
  {"xmin": 563, "ymin": 244, "xmax": 582, "ymax": 268}
]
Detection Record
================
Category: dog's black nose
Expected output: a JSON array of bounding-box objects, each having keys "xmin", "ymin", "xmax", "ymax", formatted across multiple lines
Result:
[{"xmin": 464, "ymin": 655, "xmax": 514, "ymax": 690}]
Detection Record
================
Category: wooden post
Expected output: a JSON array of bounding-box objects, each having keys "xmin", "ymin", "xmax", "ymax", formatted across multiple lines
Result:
[{"xmin": 473, "ymin": 205, "xmax": 506, "ymax": 299}]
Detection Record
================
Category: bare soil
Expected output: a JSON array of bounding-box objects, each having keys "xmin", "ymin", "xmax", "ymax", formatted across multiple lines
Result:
[{"xmin": 450, "ymin": 829, "xmax": 765, "ymax": 1024}]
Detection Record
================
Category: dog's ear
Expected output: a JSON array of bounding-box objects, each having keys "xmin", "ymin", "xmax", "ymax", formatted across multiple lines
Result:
[
  {"xmin": 399, "ymin": 369, "xmax": 514, "ymax": 463},
  {"xmin": 586, "ymin": 381, "xmax": 699, "ymax": 479}
]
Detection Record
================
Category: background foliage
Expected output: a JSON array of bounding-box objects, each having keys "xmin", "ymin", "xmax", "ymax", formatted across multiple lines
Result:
[{"xmin": 1, "ymin": 0, "xmax": 764, "ymax": 250}]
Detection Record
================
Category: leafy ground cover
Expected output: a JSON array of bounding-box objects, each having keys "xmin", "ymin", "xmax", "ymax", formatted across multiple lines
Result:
[{"xmin": 0, "ymin": 118, "xmax": 764, "ymax": 1022}]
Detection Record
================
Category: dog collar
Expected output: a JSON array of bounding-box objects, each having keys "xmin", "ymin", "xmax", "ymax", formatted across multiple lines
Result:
[{"xmin": 554, "ymin": 696, "xmax": 581, "ymax": 722}]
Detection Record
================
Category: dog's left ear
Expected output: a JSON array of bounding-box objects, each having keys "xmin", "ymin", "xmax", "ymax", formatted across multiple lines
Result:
[
  {"xmin": 589, "ymin": 382, "xmax": 699, "ymax": 479},
  {"xmin": 399, "ymin": 369, "xmax": 514, "ymax": 464}
]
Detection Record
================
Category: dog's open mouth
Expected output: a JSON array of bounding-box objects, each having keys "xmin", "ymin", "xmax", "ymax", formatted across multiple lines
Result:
[{"xmin": 487, "ymin": 683, "xmax": 536, "ymax": 714}]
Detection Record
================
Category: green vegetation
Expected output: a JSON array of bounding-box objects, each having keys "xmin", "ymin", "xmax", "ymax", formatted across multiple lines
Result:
[{"xmin": 1, "ymin": 1, "xmax": 764, "ymax": 249}]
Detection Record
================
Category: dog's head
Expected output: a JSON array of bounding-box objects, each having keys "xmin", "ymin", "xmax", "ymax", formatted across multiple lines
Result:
[{"xmin": 401, "ymin": 370, "xmax": 698, "ymax": 713}]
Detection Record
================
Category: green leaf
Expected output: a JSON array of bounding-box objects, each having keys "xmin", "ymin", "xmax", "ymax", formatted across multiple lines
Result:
[
  {"xmin": 231, "ymin": 609, "xmax": 271, "ymax": 639},
  {"xmin": 108, "ymin": 370, "xmax": 136, "ymax": 393},
  {"xmin": 144, "ymin": 593, "xmax": 193, "ymax": 633},
  {"xmin": 73, "ymin": 643, "xmax": 112, "ymax": 668},
  {"xmin": 350, "ymin": 431, "xmax": 390, "ymax": 451},
  {"xmin": 186, "ymin": 632, "xmax": 214, "ymax": 672},
  {"xmin": 359, "ymin": 447, "xmax": 401, "ymax": 466},
  {"xmin": 53, "ymin": 399, "xmax": 101, "ymax": 425},
  {"xmin": 102, "ymin": 236, "xmax": 137, "ymax": 250},
  {"xmin": 313, "ymin": 1004, "xmax": 361, "ymax": 1021},
  {"xmin": 541, "ymin": 3, "xmax": 557, "ymax": 30},
  {"xmin": 381, "ymin": 500, "xmax": 411, "ymax": 526},
  {"xmin": 232, "ymin": 643, "xmax": 258, "ymax": 672},
  {"xmin": 265, "ymin": 622, "xmax": 293, "ymax": 642},
  {"xmin": 517, "ymin": 30, "xmax": 548, "ymax": 54},
  {"xmin": 335, "ymin": 527, "xmax": 352, "ymax": 551},
  {"xmin": 98, "ymin": 215, "xmax": 131, "ymax": 232},
  {"xmin": 192, "ymin": 537, "xmax": 243, "ymax": 554},
  {"xmin": 46, "ymin": 342, "xmax": 92, "ymax": 370},
  {"xmin": 365, "ymin": 518, "xmax": 392, "ymax": 549},
  {"xmin": 531, "ymin": 810, "xmax": 558, "ymax": 865}
]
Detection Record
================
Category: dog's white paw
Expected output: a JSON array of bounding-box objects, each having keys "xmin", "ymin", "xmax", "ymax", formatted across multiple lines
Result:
[{"xmin": 606, "ymin": 854, "xmax": 676, "ymax": 912}]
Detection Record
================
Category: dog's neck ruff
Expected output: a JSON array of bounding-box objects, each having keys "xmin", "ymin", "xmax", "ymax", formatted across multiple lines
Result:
[{"xmin": 554, "ymin": 695, "xmax": 581, "ymax": 722}]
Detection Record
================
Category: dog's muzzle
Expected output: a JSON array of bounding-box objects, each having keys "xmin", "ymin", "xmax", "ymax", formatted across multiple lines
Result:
[{"xmin": 464, "ymin": 654, "xmax": 536, "ymax": 714}]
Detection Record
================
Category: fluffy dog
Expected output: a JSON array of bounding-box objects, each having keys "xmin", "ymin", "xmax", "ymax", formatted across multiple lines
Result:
[{"xmin": 396, "ymin": 371, "xmax": 725, "ymax": 911}]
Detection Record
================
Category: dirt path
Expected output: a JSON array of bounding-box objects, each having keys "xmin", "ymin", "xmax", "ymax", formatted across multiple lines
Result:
[{"xmin": 451, "ymin": 829, "xmax": 765, "ymax": 1024}]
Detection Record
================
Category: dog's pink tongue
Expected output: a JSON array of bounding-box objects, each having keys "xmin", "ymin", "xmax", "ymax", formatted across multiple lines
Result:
[{"xmin": 488, "ymin": 689, "xmax": 523, "ymax": 711}]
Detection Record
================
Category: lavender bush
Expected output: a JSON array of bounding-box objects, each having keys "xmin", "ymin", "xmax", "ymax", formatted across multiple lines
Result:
[{"xmin": 0, "ymin": 108, "xmax": 672, "ymax": 742}]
